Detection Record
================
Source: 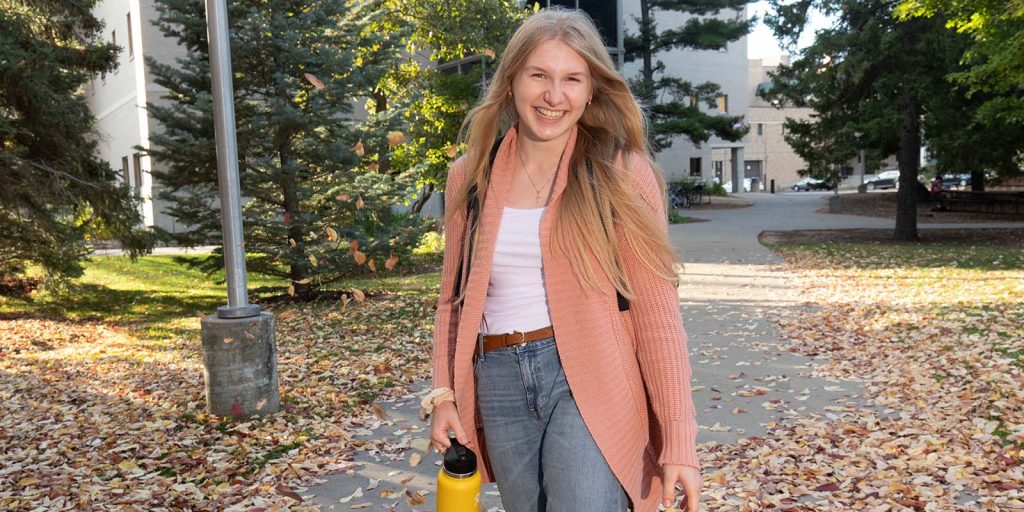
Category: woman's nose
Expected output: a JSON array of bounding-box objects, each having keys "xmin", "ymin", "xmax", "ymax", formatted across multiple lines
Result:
[{"xmin": 543, "ymin": 81, "xmax": 564, "ymax": 104}]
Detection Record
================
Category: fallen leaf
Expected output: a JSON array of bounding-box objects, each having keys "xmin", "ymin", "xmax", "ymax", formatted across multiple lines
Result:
[
  {"xmin": 372, "ymin": 403, "xmax": 388, "ymax": 420},
  {"xmin": 406, "ymin": 489, "xmax": 425, "ymax": 505},
  {"xmin": 385, "ymin": 253, "xmax": 398, "ymax": 270},
  {"xmin": 387, "ymin": 131, "xmax": 405, "ymax": 147},
  {"xmin": 339, "ymin": 487, "xmax": 363, "ymax": 503},
  {"xmin": 303, "ymin": 72, "xmax": 325, "ymax": 90},
  {"xmin": 353, "ymin": 140, "xmax": 365, "ymax": 157},
  {"xmin": 353, "ymin": 250, "xmax": 366, "ymax": 265},
  {"xmin": 326, "ymin": 227, "xmax": 338, "ymax": 241},
  {"xmin": 409, "ymin": 452, "xmax": 421, "ymax": 467},
  {"xmin": 277, "ymin": 483, "xmax": 304, "ymax": 501}
]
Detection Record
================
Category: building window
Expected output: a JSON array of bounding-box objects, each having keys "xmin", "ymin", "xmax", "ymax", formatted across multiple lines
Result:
[
  {"xmin": 717, "ymin": 95, "xmax": 728, "ymax": 113},
  {"xmin": 127, "ymin": 13, "xmax": 134, "ymax": 58},
  {"xmin": 132, "ymin": 153, "xmax": 143, "ymax": 197},
  {"xmin": 121, "ymin": 156, "xmax": 130, "ymax": 185},
  {"xmin": 689, "ymin": 157, "xmax": 702, "ymax": 177},
  {"xmin": 713, "ymin": 161, "xmax": 723, "ymax": 183},
  {"xmin": 756, "ymin": 123, "xmax": 763, "ymax": 136}
]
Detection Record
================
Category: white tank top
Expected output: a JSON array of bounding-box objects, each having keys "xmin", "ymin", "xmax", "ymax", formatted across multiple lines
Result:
[{"xmin": 479, "ymin": 207, "xmax": 553, "ymax": 335}]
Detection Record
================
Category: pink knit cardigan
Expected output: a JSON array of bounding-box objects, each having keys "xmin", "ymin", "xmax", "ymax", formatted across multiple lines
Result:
[{"xmin": 432, "ymin": 125, "xmax": 699, "ymax": 511}]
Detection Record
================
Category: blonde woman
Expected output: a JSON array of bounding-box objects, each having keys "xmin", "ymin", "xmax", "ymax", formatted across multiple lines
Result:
[{"xmin": 419, "ymin": 7, "xmax": 701, "ymax": 511}]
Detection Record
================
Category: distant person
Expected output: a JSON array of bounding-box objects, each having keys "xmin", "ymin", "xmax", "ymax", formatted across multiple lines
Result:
[
  {"xmin": 420, "ymin": 7, "xmax": 701, "ymax": 512},
  {"xmin": 930, "ymin": 177, "xmax": 947, "ymax": 212}
]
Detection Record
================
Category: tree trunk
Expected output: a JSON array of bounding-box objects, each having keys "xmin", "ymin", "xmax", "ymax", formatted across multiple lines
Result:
[
  {"xmin": 894, "ymin": 88, "xmax": 921, "ymax": 242},
  {"xmin": 894, "ymin": 21, "xmax": 921, "ymax": 242},
  {"xmin": 411, "ymin": 183, "xmax": 434, "ymax": 215},
  {"xmin": 271, "ymin": 3, "xmax": 311, "ymax": 298},
  {"xmin": 374, "ymin": 88, "xmax": 391, "ymax": 175},
  {"xmin": 281, "ymin": 149, "xmax": 312, "ymax": 297},
  {"xmin": 640, "ymin": 0, "xmax": 654, "ymax": 91}
]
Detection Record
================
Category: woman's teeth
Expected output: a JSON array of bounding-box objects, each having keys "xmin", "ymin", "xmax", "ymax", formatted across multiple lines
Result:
[{"xmin": 535, "ymin": 107, "xmax": 565, "ymax": 120}]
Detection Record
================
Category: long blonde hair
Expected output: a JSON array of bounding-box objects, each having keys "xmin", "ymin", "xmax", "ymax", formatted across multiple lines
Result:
[{"xmin": 450, "ymin": 7, "xmax": 679, "ymax": 300}]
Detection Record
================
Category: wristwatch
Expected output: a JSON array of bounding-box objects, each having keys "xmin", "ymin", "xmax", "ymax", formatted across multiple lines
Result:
[{"xmin": 418, "ymin": 387, "xmax": 455, "ymax": 420}]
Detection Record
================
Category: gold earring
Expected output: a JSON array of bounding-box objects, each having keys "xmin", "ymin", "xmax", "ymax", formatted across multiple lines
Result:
[{"xmin": 587, "ymin": 99, "xmax": 592, "ymax": 106}]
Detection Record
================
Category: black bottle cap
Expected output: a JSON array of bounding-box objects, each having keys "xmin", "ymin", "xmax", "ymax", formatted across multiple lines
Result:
[{"xmin": 443, "ymin": 436, "xmax": 477, "ymax": 477}]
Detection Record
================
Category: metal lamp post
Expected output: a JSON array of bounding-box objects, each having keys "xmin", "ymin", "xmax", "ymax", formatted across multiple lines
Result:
[{"xmin": 198, "ymin": 0, "xmax": 279, "ymax": 418}]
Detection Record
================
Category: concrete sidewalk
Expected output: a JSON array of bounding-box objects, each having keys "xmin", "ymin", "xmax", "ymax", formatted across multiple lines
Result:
[{"xmin": 305, "ymin": 192, "xmax": 1023, "ymax": 511}]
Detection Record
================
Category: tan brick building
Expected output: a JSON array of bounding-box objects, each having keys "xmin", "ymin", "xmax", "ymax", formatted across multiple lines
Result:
[{"xmin": 734, "ymin": 55, "xmax": 815, "ymax": 192}]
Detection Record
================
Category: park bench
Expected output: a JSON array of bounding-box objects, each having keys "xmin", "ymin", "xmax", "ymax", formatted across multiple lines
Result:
[{"xmin": 936, "ymin": 190, "xmax": 1024, "ymax": 215}]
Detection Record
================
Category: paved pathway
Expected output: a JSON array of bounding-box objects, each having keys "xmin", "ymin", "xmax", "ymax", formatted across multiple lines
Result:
[{"xmin": 305, "ymin": 191, "xmax": 1023, "ymax": 511}]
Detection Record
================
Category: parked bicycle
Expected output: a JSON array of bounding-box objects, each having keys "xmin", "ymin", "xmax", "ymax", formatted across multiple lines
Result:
[{"xmin": 669, "ymin": 181, "xmax": 710, "ymax": 209}]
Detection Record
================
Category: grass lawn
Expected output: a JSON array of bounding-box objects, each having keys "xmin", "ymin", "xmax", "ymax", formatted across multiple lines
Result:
[
  {"xmin": 0, "ymin": 254, "xmax": 439, "ymax": 340},
  {"xmin": 0, "ymin": 253, "xmax": 441, "ymax": 510}
]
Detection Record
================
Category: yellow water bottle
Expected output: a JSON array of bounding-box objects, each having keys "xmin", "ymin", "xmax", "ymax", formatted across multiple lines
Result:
[{"xmin": 436, "ymin": 436, "xmax": 481, "ymax": 512}]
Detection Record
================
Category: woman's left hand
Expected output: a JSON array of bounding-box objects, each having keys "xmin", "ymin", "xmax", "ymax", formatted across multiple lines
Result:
[{"xmin": 661, "ymin": 463, "xmax": 702, "ymax": 510}]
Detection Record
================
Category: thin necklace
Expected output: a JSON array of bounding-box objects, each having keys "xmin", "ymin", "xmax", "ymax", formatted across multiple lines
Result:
[{"xmin": 515, "ymin": 147, "xmax": 557, "ymax": 203}]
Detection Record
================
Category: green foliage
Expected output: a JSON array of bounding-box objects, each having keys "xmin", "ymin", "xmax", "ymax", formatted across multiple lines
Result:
[
  {"xmin": 147, "ymin": 0, "xmax": 433, "ymax": 296},
  {"xmin": 624, "ymin": 0, "xmax": 754, "ymax": 150},
  {"xmin": 707, "ymin": 182, "xmax": 728, "ymax": 196},
  {"xmin": 667, "ymin": 211, "xmax": 692, "ymax": 224},
  {"xmin": 759, "ymin": 0, "xmax": 1018, "ymax": 237},
  {"xmin": 0, "ymin": 0, "xmax": 154, "ymax": 281},
  {"xmin": 413, "ymin": 231, "xmax": 445, "ymax": 256},
  {"xmin": 897, "ymin": 0, "xmax": 1024, "ymax": 176},
  {"xmin": 764, "ymin": 0, "xmax": 1023, "ymax": 195},
  {"xmin": 897, "ymin": 0, "xmax": 1024, "ymax": 124},
  {"xmin": 368, "ymin": 0, "xmax": 525, "ymax": 208}
]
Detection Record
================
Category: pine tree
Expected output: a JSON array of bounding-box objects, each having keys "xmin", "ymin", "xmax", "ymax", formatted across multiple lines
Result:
[
  {"xmin": 624, "ymin": 0, "xmax": 755, "ymax": 150},
  {"xmin": 0, "ymin": 0, "xmax": 153, "ymax": 280},
  {"xmin": 147, "ymin": 0, "xmax": 430, "ymax": 297}
]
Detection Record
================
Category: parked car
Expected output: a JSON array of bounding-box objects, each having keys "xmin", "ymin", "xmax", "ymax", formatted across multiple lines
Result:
[
  {"xmin": 791, "ymin": 177, "xmax": 825, "ymax": 191},
  {"xmin": 876, "ymin": 169, "xmax": 900, "ymax": 181},
  {"xmin": 864, "ymin": 177, "xmax": 897, "ymax": 190},
  {"xmin": 941, "ymin": 173, "xmax": 971, "ymax": 190}
]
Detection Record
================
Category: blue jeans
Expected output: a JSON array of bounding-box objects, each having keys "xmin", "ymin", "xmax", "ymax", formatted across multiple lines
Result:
[{"xmin": 475, "ymin": 336, "xmax": 630, "ymax": 512}]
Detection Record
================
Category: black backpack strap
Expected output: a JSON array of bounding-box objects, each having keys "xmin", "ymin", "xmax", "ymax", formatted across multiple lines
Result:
[
  {"xmin": 585, "ymin": 157, "xmax": 631, "ymax": 312},
  {"xmin": 452, "ymin": 136, "xmax": 505, "ymax": 301}
]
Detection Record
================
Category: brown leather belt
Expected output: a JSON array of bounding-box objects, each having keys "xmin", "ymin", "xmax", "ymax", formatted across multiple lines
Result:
[{"xmin": 478, "ymin": 326, "xmax": 554, "ymax": 354}]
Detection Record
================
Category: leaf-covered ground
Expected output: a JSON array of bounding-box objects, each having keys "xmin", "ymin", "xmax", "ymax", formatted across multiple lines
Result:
[
  {"xmin": 697, "ymin": 235, "xmax": 1023, "ymax": 511},
  {"xmin": 0, "ymin": 256, "xmax": 440, "ymax": 510},
  {"xmin": 3, "ymin": 239, "xmax": 1022, "ymax": 510}
]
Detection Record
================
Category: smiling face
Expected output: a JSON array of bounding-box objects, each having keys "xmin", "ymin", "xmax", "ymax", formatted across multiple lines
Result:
[{"xmin": 510, "ymin": 38, "xmax": 593, "ymax": 146}]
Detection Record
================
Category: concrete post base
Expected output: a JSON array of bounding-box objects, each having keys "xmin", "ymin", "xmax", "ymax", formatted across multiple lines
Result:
[{"xmin": 200, "ymin": 312, "xmax": 280, "ymax": 418}]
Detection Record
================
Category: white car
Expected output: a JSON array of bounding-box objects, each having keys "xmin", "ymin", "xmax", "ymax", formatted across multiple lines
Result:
[
  {"xmin": 876, "ymin": 169, "xmax": 900, "ymax": 181},
  {"xmin": 722, "ymin": 177, "xmax": 753, "ymax": 192}
]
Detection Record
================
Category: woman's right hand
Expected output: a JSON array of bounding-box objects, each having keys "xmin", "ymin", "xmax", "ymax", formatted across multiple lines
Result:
[{"xmin": 429, "ymin": 400, "xmax": 473, "ymax": 454}]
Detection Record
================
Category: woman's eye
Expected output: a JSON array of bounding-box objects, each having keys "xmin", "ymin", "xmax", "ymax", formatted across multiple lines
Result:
[{"xmin": 532, "ymin": 73, "xmax": 545, "ymax": 79}]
